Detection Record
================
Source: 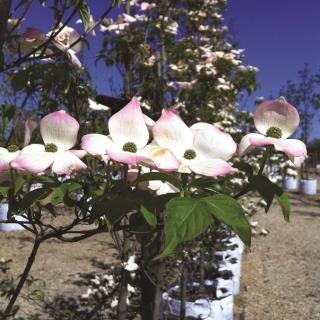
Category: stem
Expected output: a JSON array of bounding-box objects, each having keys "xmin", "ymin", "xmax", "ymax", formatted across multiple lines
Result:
[
  {"xmin": 198, "ymin": 248, "xmax": 205, "ymax": 294},
  {"xmin": 116, "ymin": 221, "xmax": 131, "ymax": 320},
  {"xmin": 122, "ymin": 164, "xmax": 128, "ymax": 196},
  {"xmin": 1, "ymin": 239, "xmax": 41, "ymax": 320},
  {"xmin": 116, "ymin": 273, "xmax": 128, "ymax": 320},
  {"xmin": 179, "ymin": 261, "xmax": 187, "ymax": 320},
  {"xmin": 258, "ymin": 145, "xmax": 272, "ymax": 176}
]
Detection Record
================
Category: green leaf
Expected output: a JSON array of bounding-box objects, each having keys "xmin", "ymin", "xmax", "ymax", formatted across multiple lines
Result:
[
  {"xmin": 10, "ymin": 304, "xmax": 20, "ymax": 317},
  {"xmin": 67, "ymin": 180, "xmax": 83, "ymax": 193},
  {"xmin": 74, "ymin": 1, "xmax": 91, "ymax": 31},
  {"xmin": 133, "ymin": 172, "xmax": 181, "ymax": 190},
  {"xmin": 0, "ymin": 181, "xmax": 11, "ymax": 197},
  {"xmin": 1, "ymin": 103, "xmax": 16, "ymax": 131},
  {"xmin": 50, "ymin": 184, "xmax": 68, "ymax": 206},
  {"xmin": 32, "ymin": 175, "xmax": 59, "ymax": 186},
  {"xmin": 89, "ymin": 196, "xmax": 136, "ymax": 225},
  {"xmin": 14, "ymin": 176, "xmax": 26, "ymax": 196},
  {"xmin": 156, "ymin": 198, "xmax": 211, "ymax": 259},
  {"xmin": 10, "ymin": 69, "xmax": 29, "ymax": 92},
  {"xmin": 187, "ymin": 177, "xmax": 221, "ymax": 193},
  {"xmin": 200, "ymin": 194, "xmax": 251, "ymax": 248},
  {"xmin": 275, "ymin": 191, "xmax": 291, "ymax": 222},
  {"xmin": 246, "ymin": 175, "xmax": 283, "ymax": 212},
  {"xmin": 140, "ymin": 205, "xmax": 157, "ymax": 227},
  {"xmin": 233, "ymin": 162, "xmax": 254, "ymax": 175},
  {"xmin": 20, "ymin": 188, "xmax": 51, "ymax": 211},
  {"xmin": 154, "ymin": 192, "xmax": 179, "ymax": 211},
  {"xmin": 130, "ymin": 188, "xmax": 154, "ymax": 213},
  {"xmin": 128, "ymin": 212, "xmax": 153, "ymax": 236},
  {"xmin": 43, "ymin": 203, "xmax": 56, "ymax": 217}
]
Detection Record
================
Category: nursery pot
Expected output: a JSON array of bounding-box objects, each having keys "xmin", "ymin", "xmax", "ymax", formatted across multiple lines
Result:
[
  {"xmin": 282, "ymin": 176, "xmax": 298, "ymax": 190},
  {"xmin": 299, "ymin": 179, "xmax": 317, "ymax": 195},
  {"xmin": 0, "ymin": 203, "xmax": 27, "ymax": 232}
]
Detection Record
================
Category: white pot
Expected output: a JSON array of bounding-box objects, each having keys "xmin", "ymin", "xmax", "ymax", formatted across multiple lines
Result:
[
  {"xmin": 162, "ymin": 289, "xmax": 233, "ymax": 320},
  {"xmin": 299, "ymin": 179, "xmax": 317, "ymax": 195},
  {"xmin": 219, "ymin": 259, "xmax": 241, "ymax": 296},
  {"xmin": 0, "ymin": 203, "xmax": 28, "ymax": 232},
  {"xmin": 282, "ymin": 176, "xmax": 298, "ymax": 190}
]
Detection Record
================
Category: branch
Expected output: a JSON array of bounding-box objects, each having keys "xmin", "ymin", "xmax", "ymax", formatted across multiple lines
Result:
[{"xmin": 0, "ymin": 0, "xmax": 12, "ymax": 53}]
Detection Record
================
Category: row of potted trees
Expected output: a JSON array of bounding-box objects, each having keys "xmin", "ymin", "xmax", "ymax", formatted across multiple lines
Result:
[{"xmin": 162, "ymin": 230, "xmax": 244, "ymax": 320}]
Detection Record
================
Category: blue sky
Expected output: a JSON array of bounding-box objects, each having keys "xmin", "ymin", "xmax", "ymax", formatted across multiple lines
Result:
[
  {"xmin": 223, "ymin": 0, "xmax": 320, "ymax": 141},
  {"xmin": 6, "ymin": 0, "xmax": 320, "ymax": 141}
]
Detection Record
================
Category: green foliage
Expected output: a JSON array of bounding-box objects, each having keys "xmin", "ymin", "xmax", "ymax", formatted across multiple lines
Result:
[
  {"xmin": 1, "ymin": 103, "xmax": 16, "ymax": 132},
  {"xmin": 9, "ymin": 69, "xmax": 29, "ymax": 92},
  {"xmin": 73, "ymin": 1, "xmax": 91, "ymax": 31},
  {"xmin": 19, "ymin": 187, "xmax": 52, "ymax": 212},
  {"xmin": 133, "ymin": 172, "xmax": 182, "ymax": 190},
  {"xmin": 200, "ymin": 194, "xmax": 251, "ymax": 247},
  {"xmin": 187, "ymin": 177, "xmax": 222, "ymax": 194},
  {"xmin": 156, "ymin": 197, "xmax": 212, "ymax": 259},
  {"xmin": 245, "ymin": 175, "xmax": 283, "ymax": 212},
  {"xmin": 233, "ymin": 162, "xmax": 254, "ymax": 175},
  {"xmin": 275, "ymin": 192, "xmax": 291, "ymax": 222}
]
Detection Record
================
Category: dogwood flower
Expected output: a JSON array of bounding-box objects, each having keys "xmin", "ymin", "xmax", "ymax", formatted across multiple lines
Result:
[
  {"xmin": 8, "ymin": 28, "xmax": 54, "ymax": 56},
  {"xmin": 238, "ymin": 96, "xmax": 307, "ymax": 167},
  {"xmin": 11, "ymin": 111, "xmax": 87, "ymax": 175},
  {"xmin": 0, "ymin": 119, "xmax": 37, "ymax": 172},
  {"xmin": 81, "ymin": 98, "xmax": 181, "ymax": 170},
  {"xmin": 152, "ymin": 109, "xmax": 237, "ymax": 176},
  {"xmin": 49, "ymin": 25, "xmax": 82, "ymax": 67}
]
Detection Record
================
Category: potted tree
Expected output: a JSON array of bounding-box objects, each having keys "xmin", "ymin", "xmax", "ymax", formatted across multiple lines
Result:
[{"xmin": 279, "ymin": 64, "xmax": 318, "ymax": 195}]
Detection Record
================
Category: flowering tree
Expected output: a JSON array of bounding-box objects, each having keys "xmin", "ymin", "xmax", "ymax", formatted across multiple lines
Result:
[{"xmin": 0, "ymin": 1, "xmax": 307, "ymax": 319}]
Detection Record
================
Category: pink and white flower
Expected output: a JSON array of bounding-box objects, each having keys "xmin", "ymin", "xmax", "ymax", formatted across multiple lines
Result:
[
  {"xmin": 0, "ymin": 119, "xmax": 37, "ymax": 172},
  {"xmin": 49, "ymin": 25, "xmax": 82, "ymax": 68},
  {"xmin": 152, "ymin": 109, "xmax": 237, "ymax": 176},
  {"xmin": 8, "ymin": 28, "xmax": 54, "ymax": 56},
  {"xmin": 81, "ymin": 98, "xmax": 181, "ymax": 170},
  {"xmin": 11, "ymin": 111, "xmax": 87, "ymax": 175},
  {"xmin": 238, "ymin": 96, "xmax": 307, "ymax": 167}
]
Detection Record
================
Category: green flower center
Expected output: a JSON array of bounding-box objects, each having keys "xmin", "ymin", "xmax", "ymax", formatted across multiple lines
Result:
[
  {"xmin": 183, "ymin": 149, "xmax": 197, "ymax": 160},
  {"xmin": 45, "ymin": 143, "xmax": 58, "ymax": 153},
  {"xmin": 266, "ymin": 126, "xmax": 282, "ymax": 139},
  {"xmin": 7, "ymin": 144, "xmax": 19, "ymax": 152},
  {"xmin": 122, "ymin": 142, "xmax": 138, "ymax": 153}
]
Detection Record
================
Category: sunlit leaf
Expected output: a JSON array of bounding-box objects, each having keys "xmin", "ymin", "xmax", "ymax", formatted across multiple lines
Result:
[
  {"xmin": 140, "ymin": 205, "xmax": 157, "ymax": 227},
  {"xmin": 14, "ymin": 175, "xmax": 26, "ymax": 196},
  {"xmin": 201, "ymin": 194, "xmax": 251, "ymax": 248},
  {"xmin": 275, "ymin": 191, "xmax": 291, "ymax": 222},
  {"xmin": 156, "ymin": 197, "xmax": 211, "ymax": 259},
  {"xmin": 74, "ymin": 1, "xmax": 91, "ymax": 31}
]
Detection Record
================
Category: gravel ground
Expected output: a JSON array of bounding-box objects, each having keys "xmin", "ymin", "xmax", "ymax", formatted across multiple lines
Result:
[{"xmin": 234, "ymin": 179, "xmax": 320, "ymax": 320}]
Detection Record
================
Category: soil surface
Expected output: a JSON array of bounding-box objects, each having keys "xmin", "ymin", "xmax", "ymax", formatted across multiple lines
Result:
[
  {"xmin": 0, "ymin": 178, "xmax": 319, "ymax": 319},
  {"xmin": 234, "ymin": 177, "xmax": 320, "ymax": 320}
]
